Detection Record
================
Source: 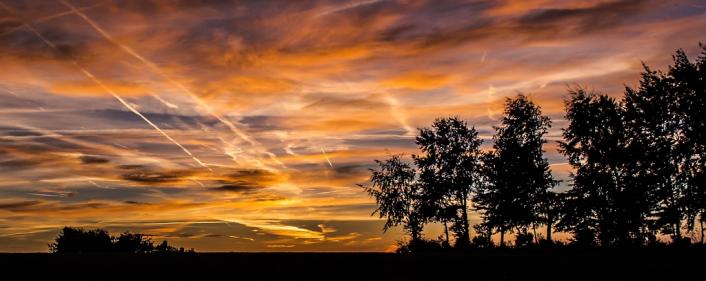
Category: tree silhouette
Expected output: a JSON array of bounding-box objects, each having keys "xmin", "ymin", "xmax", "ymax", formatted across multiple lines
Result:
[
  {"xmin": 475, "ymin": 94, "xmax": 556, "ymax": 247},
  {"xmin": 624, "ymin": 64, "xmax": 684, "ymax": 242},
  {"xmin": 669, "ymin": 46, "xmax": 706, "ymax": 244},
  {"xmin": 115, "ymin": 232, "xmax": 155, "ymax": 254},
  {"xmin": 622, "ymin": 45, "xmax": 706, "ymax": 243},
  {"xmin": 414, "ymin": 117, "xmax": 483, "ymax": 248},
  {"xmin": 538, "ymin": 191, "xmax": 562, "ymax": 244},
  {"xmin": 361, "ymin": 155, "xmax": 424, "ymax": 242},
  {"xmin": 360, "ymin": 42, "xmax": 706, "ymax": 251},
  {"xmin": 49, "ymin": 227, "xmax": 113, "ymax": 253},
  {"xmin": 49, "ymin": 226, "xmax": 190, "ymax": 254},
  {"xmin": 558, "ymin": 89, "xmax": 646, "ymax": 246}
]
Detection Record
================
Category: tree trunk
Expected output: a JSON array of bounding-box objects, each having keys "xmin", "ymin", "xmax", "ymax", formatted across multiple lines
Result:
[
  {"xmin": 546, "ymin": 222, "xmax": 553, "ymax": 242},
  {"xmin": 409, "ymin": 214, "xmax": 421, "ymax": 243},
  {"xmin": 460, "ymin": 199, "xmax": 470, "ymax": 246},
  {"xmin": 443, "ymin": 221, "xmax": 450, "ymax": 246},
  {"xmin": 500, "ymin": 229, "xmax": 505, "ymax": 248},
  {"xmin": 700, "ymin": 219, "xmax": 704, "ymax": 245}
]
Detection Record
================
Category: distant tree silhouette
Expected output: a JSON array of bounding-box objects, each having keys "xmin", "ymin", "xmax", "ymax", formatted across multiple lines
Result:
[
  {"xmin": 361, "ymin": 155, "xmax": 424, "ymax": 243},
  {"xmin": 115, "ymin": 232, "xmax": 154, "ymax": 254},
  {"xmin": 558, "ymin": 89, "xmax": 646, "ymax": 246},
  {"xmin": 475, "ymin": 94, "xmax": 557, "ymax": 247},
  {"xmin": 49, "ymin": 226, "xmax": 191, "ymax": 254},
  {"xmin": 414, "ymin": 117, "xmax": 483, "ymax": 248},
  {"xmin": 154, "ymin": 240, "xmax": 179, "ymax": 253},
  {"xmin": 50, "ymin": 227, "xmax": 113, "ymax": 253}
]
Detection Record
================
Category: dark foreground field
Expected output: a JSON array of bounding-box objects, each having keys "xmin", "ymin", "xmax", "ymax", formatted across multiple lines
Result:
[{"xmin": 0, "ymin": 250, "xmax": 703, "ymax": 280}]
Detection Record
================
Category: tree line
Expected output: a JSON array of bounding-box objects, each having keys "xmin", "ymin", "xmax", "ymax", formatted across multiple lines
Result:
[
  {"xmin": 49, "ymin": 226, "xmax": 193, "ymax": 254},
  {"xmin": 362, "ymin": 44, "xmax": 705, "ymax": 251}
]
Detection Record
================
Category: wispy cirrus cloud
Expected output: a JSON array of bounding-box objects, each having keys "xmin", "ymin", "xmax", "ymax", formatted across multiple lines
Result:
[{"xmin": 0, "ymin": 0, "xmax": 704, "ymax": 251}]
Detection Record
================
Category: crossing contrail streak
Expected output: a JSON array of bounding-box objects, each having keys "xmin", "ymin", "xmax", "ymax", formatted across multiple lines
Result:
[
  {"xmin": 74, "ymin": 66, "xmax": 213, "ymax": 171},
  {"xmin": 0, "ymin": 2, "xmax": 212, "ymax": 171},
  {"xmin": 58, "ymin": 0, "xmax": 282, "ymax": 170},
  {"xmin": 321, "ymin": 147, "xmax": 334, "ymax": 168},
  {"xmin": 0, "ymin": 2, "xmax": 103, "ymax": 37},
  {"xmin": 316, "ymin": 0, "xmax": 383, "ymax": 17},
  {"xmin": 150, "ymin": 93, "xmax": 179, "ymax": 109}
]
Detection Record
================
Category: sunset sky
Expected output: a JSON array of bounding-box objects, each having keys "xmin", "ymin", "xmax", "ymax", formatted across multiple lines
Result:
[{"xmin": 0, "ymin": 0, "xmax": 705, "ymax": 252}]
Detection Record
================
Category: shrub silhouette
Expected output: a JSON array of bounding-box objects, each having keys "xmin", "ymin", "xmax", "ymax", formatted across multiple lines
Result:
[
  {"xmin": 514, "ymin": 232, "xmax": 535, "ymax": 248},
  {"xmin": 49, "ymin": 227, "xmax": 113, "ymax": 253},
  {"xmin": 114, "ymin": 232, "xmax": 154, "ymax": 254},
  {"xmin": 49, "ymin": 226, "xmax": 191, "ymax": 254}
]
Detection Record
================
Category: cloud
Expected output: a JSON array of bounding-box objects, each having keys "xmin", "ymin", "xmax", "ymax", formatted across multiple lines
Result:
[
  {"xmin": 517, "ymin": 0, "xmax": 649, "ymax": 33},
  {"xmin": 212, "ymin": 182, "xmax": 261, "ymax": 193},
  {"xmin": 49, "ymin": 80, "xmax": 150, "ymax": 97},
  {"xmin": 0, "ymin": 200, "xmax": 42, "ymax": 211},
  {"xmin": 0, "ymin": 0, "xmax": 705, "ymax": 251},
  {"xmin": 382, "ymin": 72, "xmax": 451, "ymax": 90},
  {"xmin": 121, "ymin": 170, "xmax": 192, "ymax": 184},
  {"xmin": 78, "ymin": 155, "xmax": 110, "ymax": 164}
]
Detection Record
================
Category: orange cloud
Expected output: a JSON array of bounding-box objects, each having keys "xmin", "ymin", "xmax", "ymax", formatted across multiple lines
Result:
[
  {"xmin": 49, "ymin": 80, "xmax": 149, "ymax": 97},
  {"xmin": 381, "ymin": 72, "xmax": 451, "ymax": 90}
]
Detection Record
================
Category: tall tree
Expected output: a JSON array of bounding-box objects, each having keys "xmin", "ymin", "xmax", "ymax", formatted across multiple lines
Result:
[
  {"xmin": 691, "ymin": 44, "xmax": 706, "ymax": 244},
  {"xmin": 475, "ymin": 94, "xmax": 556, "ymax": 246},
  {"xmin": 414, "ymin": 117, "xmax": 483, "ymax": 248},
  {"xmin": 558, "ymin": 89, "xmax": 647, "ymax": 246},
  {"xmin": 622, "ymin": 46, "xmax": 706, "ymax": 242},
  {"xmin": 623, "ymin": 63, "xmax": 683, "ymax": 241},
  {"xmin": 668, "ymin": 45, "xmax": 706, "ymax": 243},
  {"xmin": 361, "ymin": 155, "xmax": 424, "ymax": 242}
]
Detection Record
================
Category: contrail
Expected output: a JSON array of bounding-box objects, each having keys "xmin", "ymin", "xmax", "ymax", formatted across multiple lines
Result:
[
  {"xmin": 150, "ymin": 93, "xmax": 179, "ymax": 109},
  {"xmin": 0, "ymin": 2, "xmax": 211, "ymax": 171},
  {"xmin": 316, "ymin": 0, "xmax": 383, "ymax": 17},
  {"xmin": 58, "ymin": 0, "xmax": 281, "ymax": 169},
  {"xmin": 486, "ymin": 85, "xmax": 498, "ymax": 121},
  {"xmin": 1, "ymin": 87, "xmax": 19, "ymax": 97},
  {"xmin": 382, "ymin": 92, "xmax": 414, "ymax": 136},
  {"xmin": 73, "ymin": 65, "xmax": 212, "ymax": 171},
  {"xmin": 320, "ymin": 147, "xmax": 334, "ymax": 168},
  {"xmin": 0, "ymin": 2, "xmax": 103, "ymax": 38},
  {"xmin": 334, "ymin": 75, "xmax": 413, "ymax": 136},
  {"xmin": 190, "ymin": 179, "xmax": 205, "ymax": 188}
]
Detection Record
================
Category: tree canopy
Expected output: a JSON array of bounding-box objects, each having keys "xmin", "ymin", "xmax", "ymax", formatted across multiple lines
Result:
[
  {"xmin": 49, "ymin": 226, "xmax": 192, "ymax": 254},
  {"xmin": 363, "ymin": 43, "xmax": 706, "ymax": 251},
  {"xmin": 415, "ymin": 117, "xmax": 483, "ymax": 247}
]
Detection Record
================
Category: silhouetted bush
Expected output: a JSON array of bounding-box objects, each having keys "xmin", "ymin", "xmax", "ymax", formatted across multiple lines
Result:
[
  {"xmin": 395, "ymin": 238, "xmax": 446, "ymax": 253},
  {"xmin": 671, "ymin": 237, "xmax": 693, "ymax": 249},
  {"xmin": 49, "ymin": 227, "xmax": 113, "ymax": 253},
  {"xmin": 471, "ymin": 234, "xmax": 493, "ymax": 249},
  {"xmin": 114, "ymin": 232, "xmax": 154, "ymax": 254},
  {"xmin": 514, "ymin": 232, "xmax": 535, "ymax": 248},
  {"xmin": 49, "ymin": 226, "xmax": 193, "ymax": 254}
]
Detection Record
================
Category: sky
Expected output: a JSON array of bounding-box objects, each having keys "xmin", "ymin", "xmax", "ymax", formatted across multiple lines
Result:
[{"xmin": 0, "ymin": 0, "xmax": 705, "ymax": 252}]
